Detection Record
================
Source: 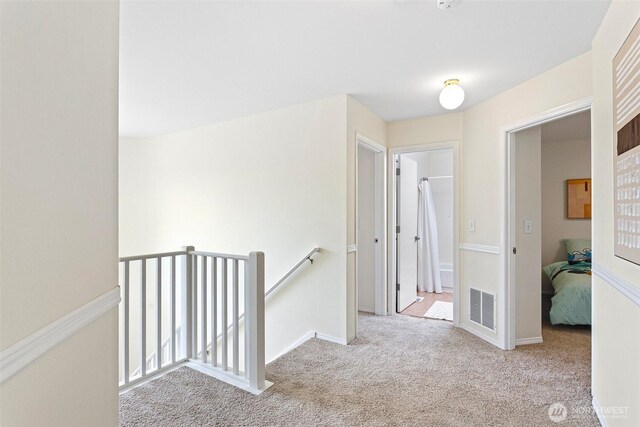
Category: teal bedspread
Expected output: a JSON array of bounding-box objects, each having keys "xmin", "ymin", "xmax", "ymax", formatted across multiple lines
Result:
[{"xmin": 542, "ymin": 261, "xmax": 592, "ymax": 326}]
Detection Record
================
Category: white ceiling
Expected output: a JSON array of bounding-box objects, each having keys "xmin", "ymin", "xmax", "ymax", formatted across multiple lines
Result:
[
  {"xmin": 541, "ymin": 110, "xmax": 591, "ymax": 143},
  {"xmin": 120, "ymin": 0, "xmax": 610, "ymax": 137}
]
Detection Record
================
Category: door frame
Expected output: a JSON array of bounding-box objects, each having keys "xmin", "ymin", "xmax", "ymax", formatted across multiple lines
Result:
[
  {"xmin": 388, "ymin": 141, "xmax": 460, "ymax": 326},
  {"xmin": 355, "ymin": 133, "xmax": 387, "ymax": 317},
  {"xmin": 501, "ymin": 97, "xmax": 592, "ymax": 350}
]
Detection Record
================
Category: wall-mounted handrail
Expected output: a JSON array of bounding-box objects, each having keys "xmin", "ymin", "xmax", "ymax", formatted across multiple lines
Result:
[{"xmin": 266, "ymin": 247, "xmax": 321, "ymax": 298}]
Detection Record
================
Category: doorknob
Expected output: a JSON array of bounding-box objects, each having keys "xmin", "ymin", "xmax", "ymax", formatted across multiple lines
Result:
[{"xmin": 374, "ymin": 238, "xmax": 379, "ymax": 243}]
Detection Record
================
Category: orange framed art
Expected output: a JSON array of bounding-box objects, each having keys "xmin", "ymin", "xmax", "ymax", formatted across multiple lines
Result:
[{"xmin": 567, "ymin": 178, "xmax": 592, "ymax": 219}]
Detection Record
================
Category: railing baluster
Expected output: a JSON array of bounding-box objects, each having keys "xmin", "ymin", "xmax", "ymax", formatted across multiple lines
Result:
[
  {"xmin": 181, "ymin": 246, "xmax": 194, "ymax": 360},
  {"xmin": 221, "ymin": 258, "xmax": 228, "ymax": 371},
  {"xmin": 156, "ymin": 257, "xmax": 162, "ymax": 370},
  {"xmin": 243, "ymin": 260, "xmax": 249, "ymax": 379},
  {"xmin": 211, "ymin": 257, "xmax": 217, "ymax": 368},
  {"xmin": 192, "ymin": 255, "xmax": 198, "ymax": 359},
  {"xmin": 232, "ymin": 259, "xmax": 239, "ymax": 375},
  {"xmin": 124, "ymin": 261, "xmax": 130, "ymax": 384},
  {"xmin": 170, "ymin": 255, "xmax": 176, "ymax": 364},
  {"xmin": 201, "ymin": 256, "xmax": 207, "ymax": 363},
  {"xmin": 140, "ymin": 258, "xmax": 147, "ymax": 377}
]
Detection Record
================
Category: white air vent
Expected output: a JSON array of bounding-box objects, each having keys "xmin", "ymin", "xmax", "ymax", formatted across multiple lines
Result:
[{"xmin": 470, "ymin": 288, "xmax": 495, "ymax": 330}]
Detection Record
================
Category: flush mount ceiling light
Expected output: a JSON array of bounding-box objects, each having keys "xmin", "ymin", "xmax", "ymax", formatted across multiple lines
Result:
[{"xmin": 439, "ymin": 79, "xmax": 465, "ymax": 110}]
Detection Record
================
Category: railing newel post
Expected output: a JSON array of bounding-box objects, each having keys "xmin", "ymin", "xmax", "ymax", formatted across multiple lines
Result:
[{"xmin": 246, "ymin": 251, "xmax": 265, "ymax": 390}]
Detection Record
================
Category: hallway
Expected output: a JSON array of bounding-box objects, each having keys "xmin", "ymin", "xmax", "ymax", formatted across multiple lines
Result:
[{"xmin": 120, "ymin": 313, "xmax": 596, "ymax": 426}]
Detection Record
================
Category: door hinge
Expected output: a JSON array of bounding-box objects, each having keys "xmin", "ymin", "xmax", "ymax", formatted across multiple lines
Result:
[
  {"xmin": 396, "ymin": 225, "xmax": 400, "ymax": 233},
  {"xmin": 396, "ymin": 168, "xmax": 400, "ymax": 176},
  {"xmin": 513, "ymin": 247, "xmax": 517, "ymax": 254},
  {"xmin": 396, "ymin": 283, "xmax": 400, "ymax": 291}
]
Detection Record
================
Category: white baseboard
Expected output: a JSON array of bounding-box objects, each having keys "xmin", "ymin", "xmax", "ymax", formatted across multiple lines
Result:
[
  {"xmin": 459, "ymin": 322, "xmax": 503, "ymax": 349},
  {"xmin": 592, "ymin": 396, "xmax": 608, "ymax": 427},
  {"xmin": 0, "ymin": 286, "xmax": 120, "ymax": 384},
  {"xmin": 315, "ymin": 332, "xmax": 348, "ymax": 345},
  {"xmin": 267, "ymin": 330, "xmax": 348, "ymax": 364},
  {"xmin": 515, "ymin": 336, "xmax": 543, "ymax": 346},
  {"xmin": 268, "ymin": 331, "xmax": 316, "ymax": 363}
]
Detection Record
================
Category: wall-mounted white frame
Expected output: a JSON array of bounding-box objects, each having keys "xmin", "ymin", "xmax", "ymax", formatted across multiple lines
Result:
[
  {"xmin": 355, "ymin": 134, "xmax": 387, "ymax": 323},
  {"xmin": 387, "ymin": 141, "xmax": 460, "ymax": 326},
  {"xmin": 501, "ymin": 96, "xmax": 592, "ymax": 350}
]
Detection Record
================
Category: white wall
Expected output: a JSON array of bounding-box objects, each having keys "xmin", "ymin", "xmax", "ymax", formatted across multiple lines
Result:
[
  {"xmin": 459, "ymin": 52, "xmax": 592, "ymax": 345},
  {"xmin": 591, "ymin": 1, "xmax": 640, "ymax": 425},
  {"xmin": 387, "ymin": 53, "xmax": 592, "ymax": 345},
  {"xmin": 387, "ymin": 113, "xmax": 463, "ymax": 148},
  {"xmin": 120, "ymin": 96, "xmax": 349, "ymax": 360},
  {"xmin": 541, "ymin": 137, "xmax": 591, "ymax": 293},
  {"xmin": 357, "ymin": 146, "xmax": 376, "ymax": 313},
  {"xmin": 514, "ymin": 126, "xmax": 542, "ymax": 342},
  {"xmin": 0, "ymin": 1, "xmax": 119, "ymax": 425}
]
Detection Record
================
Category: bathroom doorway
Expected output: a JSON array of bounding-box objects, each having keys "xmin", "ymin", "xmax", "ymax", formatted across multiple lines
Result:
[{"xmin": 390, "ymin": 142, "xmax": 459, "ymax": 324}]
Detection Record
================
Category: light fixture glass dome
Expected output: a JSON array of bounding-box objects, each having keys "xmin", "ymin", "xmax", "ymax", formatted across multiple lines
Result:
[{"xmin": 439, "ymin": 79, "xmax": 465, "ymax": 110}]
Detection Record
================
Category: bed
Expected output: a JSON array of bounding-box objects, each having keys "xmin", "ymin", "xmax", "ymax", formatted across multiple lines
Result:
[{"xmin": 542, "ymin": 239, "xmax": 592, "ymax": 326}]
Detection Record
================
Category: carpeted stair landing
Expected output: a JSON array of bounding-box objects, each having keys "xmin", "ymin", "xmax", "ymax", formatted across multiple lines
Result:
[{"xmin": 120, "ymin": 313, "xmax": 596, "ymax": 426}]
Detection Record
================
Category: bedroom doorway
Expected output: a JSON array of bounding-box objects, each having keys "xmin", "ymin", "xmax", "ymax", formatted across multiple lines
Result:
[
  {"xmin": 504, "ymin": 99, "xmax": 593, "ymax": 350},
  {"xmin": 389, "ymin": 142, "xmax": 459, "ymax": 325}
]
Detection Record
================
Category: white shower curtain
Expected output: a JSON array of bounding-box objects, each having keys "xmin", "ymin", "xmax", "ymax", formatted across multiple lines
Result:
[{"xmin": 418, "ymin": 180, "xmax": 442, "ymax": 293}]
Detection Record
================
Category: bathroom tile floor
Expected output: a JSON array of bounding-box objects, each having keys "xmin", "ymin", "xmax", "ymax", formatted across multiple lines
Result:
[{"xmin": 399, "ymin": 291, "xmax": 453, "ymax": 319}]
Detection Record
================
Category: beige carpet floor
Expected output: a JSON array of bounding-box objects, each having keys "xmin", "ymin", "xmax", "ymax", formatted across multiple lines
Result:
[{"xmin": 120, "ymin": 311, "xmax": 596, "ymax": 426}]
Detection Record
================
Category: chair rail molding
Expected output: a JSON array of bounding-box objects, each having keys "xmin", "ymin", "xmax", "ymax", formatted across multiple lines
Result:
[
  {"xmin": 0, "ymin": 286, "xmax": 120, "ymax": 384},
  {"xmin": 459, "ymin": 243, "xmax": 501, "ymax": 255},
  {"xmin": 592, "ymin": 263, "xmax": 640, "ymax": 307}
]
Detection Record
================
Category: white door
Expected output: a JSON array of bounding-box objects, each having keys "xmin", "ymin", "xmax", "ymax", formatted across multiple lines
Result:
[{"xmin": 397, "ymin": 156, "xmax": 418, "ymax": 312}]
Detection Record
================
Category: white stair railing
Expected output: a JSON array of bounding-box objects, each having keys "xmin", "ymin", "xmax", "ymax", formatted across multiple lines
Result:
[
  {"xmin": 118, "ymin": 247, "xmax": 267, "ymax": 394},
  {"xmin": 208, "ymin": 247, "xmax": 321, "ymax": 348}
]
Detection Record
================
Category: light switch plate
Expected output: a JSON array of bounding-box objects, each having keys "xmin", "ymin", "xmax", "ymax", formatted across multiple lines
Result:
[
  {"xmin": 469, "ymin": 220, "xmax": 476, "ymax": 232},
  {"xmin": 524, "ymin": 220, "xmax": 532, "ymax": 234}
]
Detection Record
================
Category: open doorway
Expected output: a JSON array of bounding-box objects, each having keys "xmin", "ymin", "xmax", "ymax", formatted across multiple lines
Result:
[
  {"xmin": 507, "ymin": 106, "xmax": 592, "ymax": 349},
  {"xmin": 389, "ymin": 142, "xmax": 459, "ymax": 324}
]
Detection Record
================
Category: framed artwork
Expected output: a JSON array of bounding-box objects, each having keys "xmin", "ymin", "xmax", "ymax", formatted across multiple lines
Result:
[
  {"xmin": 567, "ymin": 179, "xmax": 592, "ymax": 219},
  {"xmin": 613, "ymin": 18, "xmax": 640, "ymax": 266}
]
